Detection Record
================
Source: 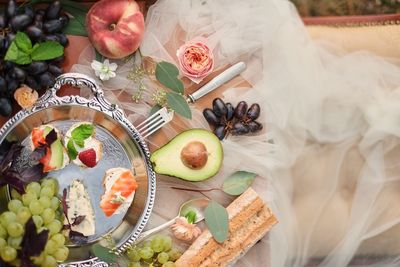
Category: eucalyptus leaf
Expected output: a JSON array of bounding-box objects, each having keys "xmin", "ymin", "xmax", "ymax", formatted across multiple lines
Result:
[
  {"xmin": 205, "ymin": 201, "xmax": 229, "ymax": 243},
  {"xmin": 150, "ymin": 104, "xmax": 162, "ymax": 116},
  {"xmin": 222, "ymin": 171, "xmax": 257, "ymax": 196},
  {"xmin": 156, "ymin": 61, "xmax": 184, "ymax": 93},
  {"xmin": 95, "ymin": 49, "xmax": 104, "ymax": 62},
  {"xmin": 166, "ymin": 92, "xmax": 192, "ymax": 119},
  {"xmin": 91, "ymin": 244, "xmax": 117, "ymax": 264},
  {"xmin": 63, "ymin": 16, "xmax": 87, "ymax": 36}
]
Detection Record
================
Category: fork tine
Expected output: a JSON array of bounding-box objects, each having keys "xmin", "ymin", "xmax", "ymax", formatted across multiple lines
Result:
[{"xmin": 135, "ymin": 107, "xmax": 174, "ymax": 138}]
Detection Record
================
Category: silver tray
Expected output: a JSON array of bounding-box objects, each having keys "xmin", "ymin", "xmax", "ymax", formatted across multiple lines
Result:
[{"xmin": 0, "ymin": 73, "xmax": 156, "ymax": 266}]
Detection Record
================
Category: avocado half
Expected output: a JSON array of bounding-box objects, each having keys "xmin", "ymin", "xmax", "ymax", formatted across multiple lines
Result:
[{"xmin": 150, "ymin": 129, "xmax": 223, "ymax": 181}]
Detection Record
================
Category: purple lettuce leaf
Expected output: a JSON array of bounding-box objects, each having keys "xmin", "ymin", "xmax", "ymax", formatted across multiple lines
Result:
[
  {"xmin": 21, "ymin": 218, "xmax": 49, "ymax": 267},
  {"xmin": 72, "ymin": 215, "xmax": 86, "ymax": 226},
  {"xmin": 69, "ymin": 230, "xmax": 88, "ymax": 245},
  {"xmin": 45, "ymin": 129, "xmax": 57, "ymax": 146}
]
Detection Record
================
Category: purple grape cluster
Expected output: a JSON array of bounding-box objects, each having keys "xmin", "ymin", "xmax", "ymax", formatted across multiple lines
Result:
[
  {"xmin": 0, "ymin": 0, "xmax": 68, "ymax": 117},
  {"xmin": 203, "ymin": 98, "xmax": 263, "ymax": 140}
]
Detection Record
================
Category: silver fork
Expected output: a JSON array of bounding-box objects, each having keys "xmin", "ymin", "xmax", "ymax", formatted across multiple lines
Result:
[
  {"xmin": 136, "ymin": 107, "xmax": 174, "ymax": 138},
  {"xmin": 136, "ymin": 62, "xmax": 247, "ymax": 139}
]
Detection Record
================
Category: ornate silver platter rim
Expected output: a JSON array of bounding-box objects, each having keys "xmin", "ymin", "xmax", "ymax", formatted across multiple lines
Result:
[{"xmin": 0, "ymin": 73, "xmax": 157, "ymax": 267}]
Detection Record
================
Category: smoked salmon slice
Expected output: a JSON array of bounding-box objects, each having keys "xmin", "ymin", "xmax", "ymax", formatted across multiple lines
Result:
[
  {"xmin": 32, "ymin": 128, "xmax": 45, "ymax": 148},
  {"xmin": 100, "ymin": 169, "xmax": 138, "ymax": 217}
]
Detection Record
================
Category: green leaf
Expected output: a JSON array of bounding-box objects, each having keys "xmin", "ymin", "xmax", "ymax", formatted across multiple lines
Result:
[
  {"xmin": 5, "ymin": 42, "xmax": 32, "ymax": 65},
  {"xmin": 71, "ymin": 124, "xmax": 94, "ymax": 141},
  {"xmin": 67, "ymin": 140, "xmax": 78, "ymax": 160},
  {"xmin": 166, "ymin": 92, "xmax": 192, "ymax": 119},
  {"xmin": 185, "ymin": 210, "xmax": 197, "ymax": 224},
  {"xmin": 91, "ymin": 244, "xmax": 117, "ymax": 264},
  {"xmin": 222, "ymin": 171, "xmax": 257, "ymax": 196},
  {"xmin": 95, "ymin": 49, "xmax": 104, "ymax": 62},
  {"xmin": 204, "ymin": 201, "xmax": 229, "ymax": 243},
  {"xmin": 15, "ymin": 32, "xmax": 32, "ymax": 54},
  {"xmin": 155, "ymin": 61, "xmax": 184, "ymax": 93},
  {"xmin": 63, "ymin": 13, "xmax": 87, "ymax": 36},
  {"xmin": 149, "ymin": 104, "xmax": 162, "ymax": 116},
  {"xmin": 31, "ymin": 41, "xmax": 64, "ymax": 61}
]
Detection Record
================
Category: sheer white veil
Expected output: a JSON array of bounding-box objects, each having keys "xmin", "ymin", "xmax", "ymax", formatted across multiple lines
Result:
[{"xmin": 72, "ymin": 0, "xmax": 400, "ymax": 266}]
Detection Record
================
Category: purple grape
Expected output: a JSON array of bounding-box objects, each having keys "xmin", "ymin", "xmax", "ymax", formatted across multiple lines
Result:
[
  {"xmin": 246, "ymin": 103, "xmax": 260, "ymax": 121},
  {"xmin": 12, "ymin": 67, "xmax": 26, "ymax": 81},
  {"xmin": 203, "ymin": 108, "xmax": 220, "ymax": 126},
  {"xmin": 231, "ymin": 122, "xmax": 250, "ymax": 135},
  {"xmin": 28, "ymin": 61, "xmax": 48, "ymax": 75},
  {"xmin": 25, "ymin": 76, "xmax": 40, "ymax": 90},
  {"xmin": 26, "ymin": 26, "xmax": 44, "ymax": 41},
  {"xmin": 43, "ymin": 19, "xmax": 63, "ymax": 33},
  {"xmin": 38, "ymin": 72, "xmax": 55, "ymax": 88},
  {"xmin": 234, "ymin": 101, "xmax": 248, "ymax": 119},
  {"xmin": 48, "ymin": 64, "xmax": 63, "ymax": 77},
  {"xmin": 212, "ymin": 98, "xmax": 227, "ymax": 117},
  {"xmin": 226, "ymin": 103, "xmax": 234, "ymax": 121},
  {"xmin": 45, "ymin": 1, "xmax": 61, "ymax": 20},
  {"xmin": 0, "ymin": 98, "xmax": 12, "ymax": 117},
  {"xmin": 214, "ymin": 125, "xmax": 226, "ymax": 140},
  {"xmin": 6, "ymin": 0, "xmax": 17, "ymax": 20},
  {"xmin": 59, "ymin": 14, "xmax": 69, "ymax": 27},
  {"xmin": 248, "ymin": 121, "xmax": 263, "ymax": 132},
  {"xmin": 10, "ymin": 14, "xmax": 33, "ymax": 31},
  {"xmin": 0, "ymin": 76, "xmax": 6, "ymax": 94},
  {"xmin": 55, "ymin": 33, "xmax": 68, "ymax": 46}
]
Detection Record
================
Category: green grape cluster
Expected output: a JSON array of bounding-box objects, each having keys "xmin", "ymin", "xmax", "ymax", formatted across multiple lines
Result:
[
  {"xmin": 126, "ymin": 235, "xmax": 182, "ymax": 267},
  {"xmin": 1, "ymin": 178, "xmax": 68, "ymax": 266}
]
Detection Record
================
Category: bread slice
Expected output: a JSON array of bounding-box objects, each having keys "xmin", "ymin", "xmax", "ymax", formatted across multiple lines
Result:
[{"xmin": 175, "ymin": 187, "xmax": 277, "ymax": 267}]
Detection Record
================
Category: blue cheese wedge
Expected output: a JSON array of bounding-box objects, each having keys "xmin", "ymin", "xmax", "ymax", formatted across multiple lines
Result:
[{"xmin": 65, "ymin": 180, "xmax": 96, "ymax": 236}]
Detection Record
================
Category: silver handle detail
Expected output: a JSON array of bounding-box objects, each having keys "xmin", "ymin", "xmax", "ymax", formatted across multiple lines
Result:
[
  {"xmin": 134, "ymin": 217, "xmax": 178, "ymax": 244},
  {"xmin": 187, "ymin": 62, "xmax": 247, "ymax": 103}
]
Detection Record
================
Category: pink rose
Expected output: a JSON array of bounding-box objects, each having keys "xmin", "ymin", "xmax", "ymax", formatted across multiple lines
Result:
[{"xmin": 176, "ymin": 37, "xmax": 214, "ymax": 83}]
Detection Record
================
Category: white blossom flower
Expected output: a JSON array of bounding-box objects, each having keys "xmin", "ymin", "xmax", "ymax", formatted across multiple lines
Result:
[{"xmin": 91, "ymin": 59, "xmax": 118, "ymax": 81}]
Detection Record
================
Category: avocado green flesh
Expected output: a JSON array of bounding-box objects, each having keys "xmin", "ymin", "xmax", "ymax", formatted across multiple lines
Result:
[
  {"xmin": 150, "ymin": 129, "xmax": 223, "ymax": 181},
  {"xmin": 43, "ymin": 126, "xmax": 52, "ymax": 136},
  {"xmin": 49, "ymin": 139, "xmax": 64, "ymax": 168}
]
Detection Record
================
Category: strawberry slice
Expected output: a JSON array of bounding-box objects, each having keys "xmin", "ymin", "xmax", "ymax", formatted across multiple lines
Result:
[{"xmin": 78, "ymin": 148, "xmax": 97, "ymax": 168}]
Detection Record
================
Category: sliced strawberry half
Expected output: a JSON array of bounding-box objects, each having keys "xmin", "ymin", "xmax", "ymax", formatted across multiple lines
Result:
[{"xmin": 78, "ymin": 148, "xmax": 97, "ymax": 168}]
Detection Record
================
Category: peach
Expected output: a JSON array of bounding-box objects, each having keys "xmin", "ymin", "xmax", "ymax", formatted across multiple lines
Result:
[{"xmin": 86, "ymin": 0, "xmax": 145, "ymax": 59}]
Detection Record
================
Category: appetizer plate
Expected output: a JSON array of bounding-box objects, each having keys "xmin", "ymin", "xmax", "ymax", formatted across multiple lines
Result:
[{"xmin": 0, "ymin": 73, "xmax": 156, "ymax": 266}]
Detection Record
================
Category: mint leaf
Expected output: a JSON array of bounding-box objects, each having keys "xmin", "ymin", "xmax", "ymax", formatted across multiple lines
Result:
[
  {"xmin": 31, "ymin": 41, "xmax": 64, "ymax": 61},
  {"xmin": 156, "ymin": 61, "xmax": 184, "ymax": 94},
  {"xmin": 67, "ymin": 140, "xmax": 78, "ymax": 160},
  {"xmin": 5, "ymin": 42, "xmax": 31, "ymax": 65},
  {"xmin": 166, "ymin": 92, "xmax": 192, "ymax": 119},
  {"xmin": 71, "ymin": 124, "xmax": 94, "ymax": 142},
  {"xmin": 15, "ymin": 32, "xmax": 32, "ymax": 54},
  {"xmin": 204, "ymin": 201, "xmax": 229, "ymax": 243}
]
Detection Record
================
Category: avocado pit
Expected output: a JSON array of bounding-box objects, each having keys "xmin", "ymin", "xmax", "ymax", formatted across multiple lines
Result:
[{"xmin": 180, "ymin": 141, "xmax": 208, "ymax": 170}]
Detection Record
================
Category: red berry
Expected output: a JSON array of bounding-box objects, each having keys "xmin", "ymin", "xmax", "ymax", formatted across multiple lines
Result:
[{"xmin": 78, "ymin": 148, "xmax": 97, "ymax": 168}]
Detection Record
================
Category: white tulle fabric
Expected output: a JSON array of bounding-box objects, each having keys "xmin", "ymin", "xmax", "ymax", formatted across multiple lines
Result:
[{"xmin": 71, "ymin": 0, "xmax": 400, "ymax": 266}]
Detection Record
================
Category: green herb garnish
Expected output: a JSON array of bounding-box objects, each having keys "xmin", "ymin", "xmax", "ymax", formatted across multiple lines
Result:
[
  {"xmin": 66, "ymin": 124, "xmax": 94, "ymax": 160},
  {"xmin": 5, "ymin": 32, "xmax": 64, "ymax": 65}
]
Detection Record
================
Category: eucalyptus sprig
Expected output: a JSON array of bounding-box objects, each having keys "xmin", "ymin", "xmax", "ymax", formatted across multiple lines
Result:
[{"xmin": 171, "ymin": 171, "xmax": 258, "ymax": 243}]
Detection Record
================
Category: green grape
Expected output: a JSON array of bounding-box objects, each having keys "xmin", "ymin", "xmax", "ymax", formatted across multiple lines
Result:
[
  {"xmin": 139, "ymin": 247, "xmax": 154, "ymax": 260},
  {"xmin": 129, "ymin": 262, "xmax": 142, "ymax": 267},
  {"xmin": 162, "ymin": 261, "xmax": 176, "ymax": 267},
  {"xmin": 160, "ymin": 235, "xmax": 172, "ymax": 252},
  {"xmin": 32, "ymin": 252, "xmax": 45, "ymax": 265},
  {"xmin": 143, "ymin": 240, "xmax": 152, "ymax": 247},
  {"xmin": 39, "ymin": 196, "xmax": 52, "ymax": 209},
  {"xmin": 0, "ymin": 246, "xmax": 17, "ymax": 262},
  {"xmin": 7, "ymin": 236, "xmax": 22, "ymax": 249},
  {"xmin": 46, "ymin": 220, "xmax": 62, "ymax": 235},
  {"xmin": 53, "ymin": 246, "xmax": 69, "ymax": 262},
  {"xmin": 41, "ymin": 178, "xmax": 58, "ymax": 192},
  {"xmin": 0, "ymin": 238, "xmax": 6, "ymax": 248},
  {"xmin": 0, "ymin": 212, "xmax": 16, "ymax": 228},
  {"xmin": 7, "ymin": 200, "xmax": 22, "ymax": 213},
  {"xmin": 127, "ymin": 247, "xmax": 141, "ymax": 261},
  {"xmin": 32, "ymin": 215, "xmax": 44, "ymax": 228},
  {"xmin": 42, "ymin": 255, "xmax": 57, "ymax": 267},
  {"xmin": 157, "ymin": 252, "xmax": 169, "ymax": 264},
  {"xmin": 16, "ymin": 207, "xmax": 31, "ymax": 225},
  {"xmin": 22, "ymin": 192, "xmax": 37, "ymax": 206},
  {"xmin": 42, "ymin": 208, "xmax": 55, "ymax": 224},
  {"xmin": 37, "ymin": 226, "xmax": 47, "ymax": 233},
  {"xmin": 40, "ymin": 187, "xmax": 55, "ymax": 198},
  {"xmin": 151, "ymin": 235, "xmax": 164, "ymax": 253},
  {"xmin": 7, "ymin": 223, "xmax": 24, "ymax": 237},
  {"xmin": 26, "ymin": 182, "xmax": 41, "ymax": 197},
  {"xmin": 167, "ymin": 249, "xmax": 182, "ymax": 262},
  {"xmin": 0, "ymin": 225, "xmax": 7, "ymax": 239},
  {"xmin": 50, "ymin": 197, "xmax": 60, "ymax": 210},
  {"xmin": 29, "ymin": 200, "xmax": 44, "ymax": 215},
  {"xmin": 10, "ymin": 189, "xmax": 21, "ymax": 201},
  {"xmin": 51, "ymin": 233, "xmax": 66, "ymax": 247},
  {"xmin": 45, "ymin": 239, "xmax": 57, "ymax": 254}
]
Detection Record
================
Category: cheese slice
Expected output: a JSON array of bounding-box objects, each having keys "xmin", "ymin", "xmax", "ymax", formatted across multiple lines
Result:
[{"xmin": 65, "ymin": 180, "xmax": 96, "ymax": 236}]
